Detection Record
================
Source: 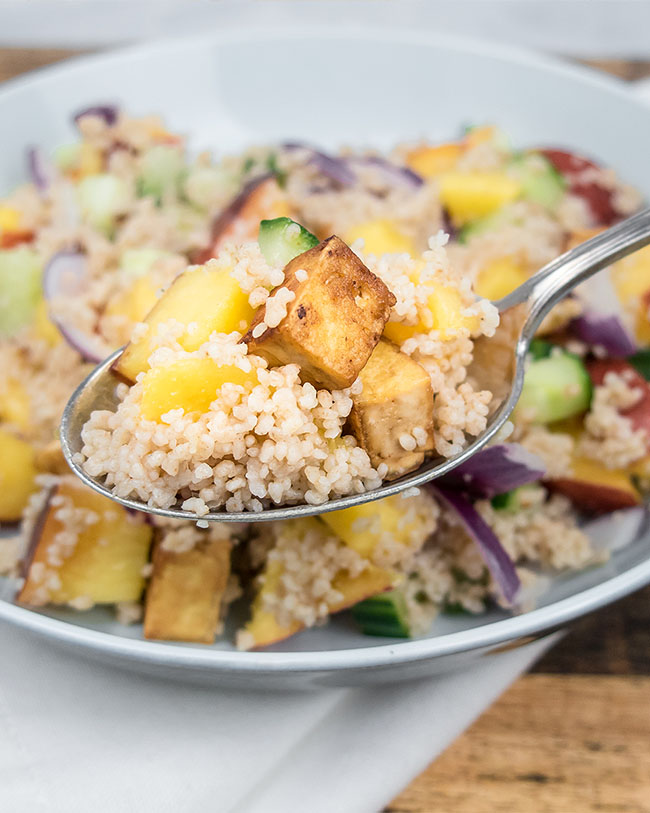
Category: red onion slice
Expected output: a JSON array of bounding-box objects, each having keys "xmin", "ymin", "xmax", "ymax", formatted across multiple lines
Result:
[
  {"xmin": 73, "ymin": 105, "xmax": 119, "ymax": 127},
  {"xmin": 434, "ymin": 486, "xmax": 521, "ymax": 604},
  {"xmin": 570, "ymin": 311, "xmax": 637, "ymax": 358},
  {"xmin": 19, "ymin": 484, "xmax": 56, "ymax": 582},
  {"xmin": 42, "ymin": 251, "xmax": 105, "ymax": 363},
  {"xmin": 283, "ymin": 143, "xmax": 357, "ymax": 187},
  {"xmin": 345, "ymin": 155, "xmax": 424, "ymax": 189},
  {"xmin": 438, "ymin": 443, "xmax": 546, "ymax": 499},
  {"xmin": 26, "ymin": 147, "xmax": 57, "ymax": 196},
  {"xmin": 42, "ymin": 250, "xmax": 88, "ymax": 300}
]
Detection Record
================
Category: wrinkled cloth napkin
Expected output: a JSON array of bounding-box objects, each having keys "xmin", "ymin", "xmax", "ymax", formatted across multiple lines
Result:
[{"xmin": 0, "ymin": 621, "xmax": 558, "ymax": 813}]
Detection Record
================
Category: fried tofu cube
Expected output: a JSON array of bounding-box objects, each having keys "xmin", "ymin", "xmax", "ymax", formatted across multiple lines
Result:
[
  {"xmin": 144, "ymin": 535, "xmax": 232, "ymax": 644},
  {"xmin": 347, "ymin": 339, "xmax": 434, "ymax": 479},
  {"xmin": 242, "ymin": 236, "xmax": 395, "ymax": 389}
]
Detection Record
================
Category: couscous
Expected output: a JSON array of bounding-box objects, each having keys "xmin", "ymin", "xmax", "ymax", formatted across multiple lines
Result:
[{"xmin": 1, "ymin": 110, "xmax": 649, "ymax": 648}]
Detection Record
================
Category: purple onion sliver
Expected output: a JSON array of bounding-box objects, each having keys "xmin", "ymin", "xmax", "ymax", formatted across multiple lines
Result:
[
  {"xmin": 73, "ymin": 104, "xmax": 119, "ymax": 127},
  {"xmin": 282, "ymin": 142, "xmax": 357, "ymax": 187},
  {"xmin": 56, "ymin": 323, "xmax": 105, "ymax": 364},
  {"xmin": 570, "ymin": 312, "xmax": 637, "ymax": 358},
  {"xmin": 26, "ymin": 146, "xmax": 56, "ymax": 195},
  {"xmin": 438, "ymin": 443, "xmax": 546, "ymax": 499},
  {"xmin": 345, "ymin": 155, "xmax": 424, "ymax": 188},
  {"xmin": 434, "ymin": 486, "xmax": 521, "ymax": 604},
  {"xmin": 42, "ymin": 250, "xmax": 89, "ymax": 300}
]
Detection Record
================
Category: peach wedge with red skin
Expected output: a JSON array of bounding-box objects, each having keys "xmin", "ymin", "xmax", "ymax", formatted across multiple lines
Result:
[
  {"xmin": 549, "ymin": 455, "xmax": 641, "ymax": 514},
  {"xmin": 242, "ymin": 236, "xmax": 395, "ymax": 390},
  {"xmin": 242, "ymin": 559, "xmax": 399, "ymax": 650},
  {"xmin": 194, "ymin": 176, "xmax": 290, "ymax": 263},
  {"xmin": 17, "ymin": 479, "xmax": 152, "ymax": 606},
  {"xmin": 144, "ymin": 535, "xmax": 232, "ymax": 644}
]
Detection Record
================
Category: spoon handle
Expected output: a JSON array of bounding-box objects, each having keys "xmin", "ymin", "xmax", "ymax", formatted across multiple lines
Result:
[{"xmin": 494, "ymin": 206, "xmax": 650, "ymax": 334}]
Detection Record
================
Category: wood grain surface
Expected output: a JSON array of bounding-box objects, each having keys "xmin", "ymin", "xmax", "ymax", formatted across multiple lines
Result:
[{"xmin": 1, "ymin": 47, "xmax": 648, "ymax": 813}]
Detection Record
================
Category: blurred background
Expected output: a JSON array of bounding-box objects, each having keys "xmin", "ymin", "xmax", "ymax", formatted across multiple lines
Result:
[{"xmin": 1, "ymin": 0, "xmax": 650, "ymax": 56}]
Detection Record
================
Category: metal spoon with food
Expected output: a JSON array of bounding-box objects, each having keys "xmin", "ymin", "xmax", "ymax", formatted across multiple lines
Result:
[{"xmin": 60, "ymin": 208, "xmax": 650, "ymax": 522}]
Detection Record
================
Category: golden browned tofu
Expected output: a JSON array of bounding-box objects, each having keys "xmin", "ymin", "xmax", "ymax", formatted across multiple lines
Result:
[
  {"xmin": 242, "ymin": 236, "xmax": 395, "ymax": 389},
  {"xmin": 144, "ymin": 535, "xmax": 232, "ymax": 644},
  {"xmin": 347, "ymin": 339, "xmax": 434, "ymax": 479}
]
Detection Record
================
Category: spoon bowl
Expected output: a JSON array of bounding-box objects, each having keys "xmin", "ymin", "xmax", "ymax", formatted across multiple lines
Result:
[{"xmin": 60, "ymin": 208, "xmax": 650, "ymax": 522}]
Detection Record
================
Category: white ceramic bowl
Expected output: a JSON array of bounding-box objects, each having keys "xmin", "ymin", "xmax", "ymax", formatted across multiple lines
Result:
[{"xmin": 1, "ymin": 26, "xmax": 649, "ymax": 688}]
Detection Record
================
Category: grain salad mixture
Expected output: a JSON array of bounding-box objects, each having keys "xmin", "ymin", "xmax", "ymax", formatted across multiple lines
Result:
[{"xmin": 1, "ymin": 109, "xmax": 649, "ymax": 648}]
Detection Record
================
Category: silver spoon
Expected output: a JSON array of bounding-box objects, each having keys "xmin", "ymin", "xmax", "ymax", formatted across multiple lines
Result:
[{"xmin": 60, "ymin": 207, "xmax": 650, "ymax": 522}]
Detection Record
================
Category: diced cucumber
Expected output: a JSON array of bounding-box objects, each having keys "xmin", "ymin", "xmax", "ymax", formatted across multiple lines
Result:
[
  {"xmin": 629, "ymin": 350, "xmax": 650, "ymax": 381},
  {"xmin": 351, "ymin": 589, "xmax": 412, "ymax": 638},
  {"xmin": 491, "ymin": 484, "xmax": 539, "ymax": 512},
  {"xmin": 0, "ymin": 247, "xmax": 43, "ymax": 337},
  {"xmin": 53, "ymin": 143, "xmax": 81, "ymax": 172},
  {"xmin": 457, "ymin": 210, "xmax": 506, "ymax": 244},
  {"xmin": 183, "ymin": 165, "xmax": 234, "ymax": 210},
  {"xmin": 137, "ymin": 145, "xmax": 186, "ymax": 202},
  {"xmin": 77, "ymin": 174, "xmax": 130, "ymax": 236},
  {"xmin": 515, "ymin": 350, "xmax": 593, "ymax": 424},
  {"xmin": 119, "ymin": 248, "xmax": 169, "ymax": 278},
  {"xmin": 258, "ymin": 217, "xmax": 319, "ymax": 268},
  {"xmin": 508, "ymin": 152, "xmax": 566, "ymax": 210},
  {"xmin": 528, "ymin": 338, "xmax": 553, "ymax": 361}
]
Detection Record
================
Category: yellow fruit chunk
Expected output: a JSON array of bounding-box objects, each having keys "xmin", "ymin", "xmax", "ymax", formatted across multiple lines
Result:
[
  {"xmin": 0, "ymin": 206, "xmax": 21, "ymax": 233},
  {"xmin": 611, "ymin": 246, "xmax": 650, "ymax": 343},
  {"xmin": 0, "ymin": 377, "xmax": 31, "ymax": 432},
  {"xmin": 384, "ymin": 280, "xmax": 480, "ymax": 344},
  {"xmin": 628, "ymin": 456, "xmax": 650, "ymax": 479},
  {"xmin": 475, "ymin": 257, "xmax": 529, "ymax": 301},
  {"xmin": 406, "ymin": 143, "xmax": 462, "ymax": 178},
  {"xmin": 345, "ymin": 219, "xmax": 416, "ymax": 256},
  {"xmin": 32, "ymin": 299, "xmax": 62, "ymax": 346},
  {"xmin": 611, "ymin": 245, "xmax": 650, "ymax": 302},
  {"xmin": 241, "ymin": 543, "xmax": 398, "ymax": 650},
  {"xmin": 0, "ymin": 429, "xmax": 37, "ymax": 520},
  {"xmin": 18, "ymin": 480, "xmax": 152, "ymax": 606},
  {"xmin": 140, "ymin": 357, "xmax": 258, "ymax": 421},
  {"xmin": 322, "ymin": 493, "xmax": 431, "ymax": 558},
  {"xmin": 439, "ymin": 172, "xmax": 521, "ymax": 225},
  {"xmin": 565, "ymin": 227, "xmax": 605, "ymax": 251},
  {"xmin": 241, "ymin": 559, "xmax": 302, "ymax": 649},
  {"xmin": 464, "ymin": 125, "xmax": 497, "ymax": 149},
  {"xmin": 105, "ymin": 276, "xmax": 160, "ymax": 325},
  {"xmin": 79, "ymin": 143, "xmax": 103, "ymax": 177},
  {"xmin": 115, "ymin": 264, "xmax": 255, "ymax": 382}
]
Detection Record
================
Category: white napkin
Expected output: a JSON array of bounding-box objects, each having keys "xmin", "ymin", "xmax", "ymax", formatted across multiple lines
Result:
[{"xmin": 0, "ymin": 621, "xmax": 558, "ymax": 813}]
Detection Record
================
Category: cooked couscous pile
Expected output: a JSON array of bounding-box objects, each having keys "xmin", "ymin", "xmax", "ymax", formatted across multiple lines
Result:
[{"xmin": 1, "ymin": 110, "xmax": 649, "ymax": 648}]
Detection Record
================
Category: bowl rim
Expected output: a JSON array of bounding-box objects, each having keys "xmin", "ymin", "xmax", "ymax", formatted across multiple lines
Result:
[{"xmin": 1, "ymin": 23, "xmax": 648, "ymax": 675}]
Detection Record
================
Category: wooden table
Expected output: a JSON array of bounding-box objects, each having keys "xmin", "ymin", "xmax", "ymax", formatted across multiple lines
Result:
[{"xmin": 1, "ymin": 48, "xmax": 649, "ymax": 813}]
